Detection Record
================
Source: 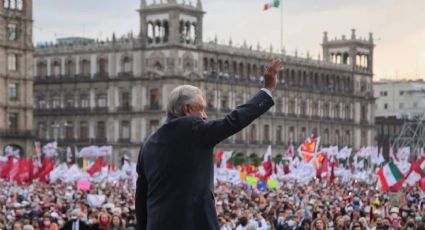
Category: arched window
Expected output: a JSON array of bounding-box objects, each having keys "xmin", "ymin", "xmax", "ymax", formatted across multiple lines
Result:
[
  {"xmin": 80, "ymin": 59, "xmax": 90, "ymax": 76},
  {"xmin": 323, "ymin": 103, "xmax": 330, "ymax": 118},
  {"xmin": 153, "ymin": 62, "xmax": 163, "ymax": 71},
  {"xmin": 324, "ymin": 129, "xmax": 329, "ymax": 145},
  {"xmin": 334, "ymin": 104, "xmax": 340, "ymax": 119},
  {"xmin": 312, "ymin": 128, "xmax": 318, "ymax": 137},
  {"xmin": 345, "ymin": 104, "xmax": 351, "ymax": 120},
  {"xmin": 37, "ymin": 62, "xmax": 47, "ymax": 78},
  {"xmin": 250, "ymin": 124, "xmax": 257, "ymax": 143},
  {"xmin": 300, "ymin": 101, "xmax": 307, "ymax": 115},
  {"xmin": 290, "ymin": 70, "xmax": 295, "ymax": 85},
  {"xmin": 51, "ymin": 95, "xmax": 61, "ymax": 109},
  {"xmin": 65, "ymin": 122, "xmax": 74, "ymax": 141},
  {"xmin": 335, "ymin": 129, "xmax": 340, "ymax": 145},
  {"xmin": 361, "ymin": 105, "xmax": 368, "ymax": 122},
  {"xmin": 122, "ymin": 56, "xmax": 132, "ymax": 73},
  {"xmin": 263, "ymin": 125, "xmax": 270, "ymax": 143},
  {"xmin": 52, "ymin": 60, "xmax": 61, "ymax": 77},
  {"xmin": 3, "ymin": 0, "xmax": 10, "ymax": 8},
  {"xmin": 98, "ymin": 58, "xmax": 108, "ymax": 76},
  {"xmin": 288, "ymin": 100, "xmax": 295, "ymax": 114},
  {"xmin": 300, "ymin": 127, "xmax": 306, "ymax": 142},
  {"xmin": 345, "ymin": 130, "xmax": 351, "ymax": 146},
  {"xmin": 64, "ymin": 94, "xmax": 74, "ymax": 108},
  {"xmin": 203, "ymin": 58, "xmax": 208, "ymax": 72},
  {"xmin": 239, "ymin": 63, "xmax": 244, "ymax": 77},
  {"xmin": 65, "ymin": 59, "xmax": 76, "ymax": 77},
  {"xmin": 288, "ymin": 126, "xmax": 294, "ymax": 144},
  {"xmin": 276, "ymin": 126, "xmax": 282, "ymax": 144},
  {"xmin": 276, "ymin": 98, "xmax": 282, "ymax": 113},
  {"xmin": 312, "ymin": 102, "xmax": 319, "ymax": 116},
  {"xmin": 96, "ymin": 93, "xmax": 107, "ymax": 108}
]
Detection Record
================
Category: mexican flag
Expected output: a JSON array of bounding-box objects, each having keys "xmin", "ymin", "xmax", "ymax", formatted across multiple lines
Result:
[
  {"xmin": 377, "ymin": 161, "xmax": 404, "ymax": 191},
  {"xmin": 264, "ymin": 0, "xmax": 280, "ymax": 11}
]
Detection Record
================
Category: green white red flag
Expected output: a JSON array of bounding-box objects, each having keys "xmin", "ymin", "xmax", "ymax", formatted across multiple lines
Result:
[
  {"xmin": 264, "ymin": 0, "xmax": 280, "ymax": 11},
  {"xmin": 377, "ymin": 161, "xmax": 404, "ymax": 191}
]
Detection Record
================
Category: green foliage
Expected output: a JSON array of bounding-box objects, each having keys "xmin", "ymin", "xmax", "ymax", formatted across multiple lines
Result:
[
  {"xmin": 232, "ymin": 152, "xmax": 247, "ymax": 166},
  {"xmin": 249, "ymin": 153, "xmax": 261, "ymax": 167}
]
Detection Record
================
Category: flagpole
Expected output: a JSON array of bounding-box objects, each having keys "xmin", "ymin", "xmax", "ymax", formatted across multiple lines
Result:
[{"xmin": 280, "ymin": 0, "xmax": 283, "ymax": 54}]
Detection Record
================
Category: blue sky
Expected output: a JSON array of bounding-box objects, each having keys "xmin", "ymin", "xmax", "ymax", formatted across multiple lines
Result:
[{"xmin": 33, "ymin": 0, "xmax": 425, "ymax": 80}]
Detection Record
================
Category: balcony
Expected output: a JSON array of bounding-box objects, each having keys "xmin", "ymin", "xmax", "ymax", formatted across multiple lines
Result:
[
  {"xmin": 93, "ymin": 107, "xmax": 109, "ymax": 113},
  {"xmin": 93, "ymin": 137, "xmax": 107, "ymax": 144},
  {"xmin": 118, "ymin": 138, "xmax": 131, "ymax": 144},
  {"xmin": 0, "ymin": 129, "xmax": 33, "ymax": 139},
  {"xmin": 93, "ymin": 72, "xmax": 109, "ymax": 81},
  {"xmin": 263, "ymin": 140, "xmax": 272, "ymax": 145},
  {"xmin": 118, "ymin": 71, "xmax": 134, "ymax": 79},
  {"xmin": 145, "ymin": 104, "xmax": 161, "ymax": 111},
  {"xmin": 276, "ymin": 141, "xmax": 285, "ymax": 146},
  {"xmin": 34, "ymin": 107, "xmax": 91, "ymax": 116},
  {"xmin": 117, "ymin": 105, "xmax": 132, "ymax": 112}
]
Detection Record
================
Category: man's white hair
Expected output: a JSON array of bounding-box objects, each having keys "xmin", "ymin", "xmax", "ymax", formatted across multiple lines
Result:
[{"xmin": 167, "ymin": 85, "xmax": 202, "ymax": 117}]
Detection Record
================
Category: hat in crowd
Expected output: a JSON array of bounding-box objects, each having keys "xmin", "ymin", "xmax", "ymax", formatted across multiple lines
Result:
[
  {"xmin": 373, "ymin": 199, "xmax": 380, "ymax": 206},
  {"xmin": 390, "ymin": 207, "xmax": 399, "ymax": 214},
  {"xmin": 23, "ymin": 225, "xmax": 34, "ymax": 230},
  {"xmin": 50, "ymin": 212, "xmax": 59, "ymax": 219}
]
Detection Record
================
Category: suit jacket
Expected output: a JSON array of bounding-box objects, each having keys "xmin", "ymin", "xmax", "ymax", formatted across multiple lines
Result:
[
  {"xmin": 135, "ymin": 90, "xmax": 274, "ymax": 230},
  {"xmin": 61, "ymin": 220, "xmax": 91, "ymax": 230}
]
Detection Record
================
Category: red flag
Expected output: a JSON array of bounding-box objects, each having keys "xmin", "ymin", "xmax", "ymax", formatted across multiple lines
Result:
[
  {"xmin": 247, "ymin": 164, "xmax": 257, "ymax": 175},
  {"xmin": 0, "ymin": 156, "xmax": 14, "ymax": 179},
  {"xmin": 330, "ymin": 161, "xmax": 336, "ymax": 183},
  {"xmin": 28, "ymin": 158, "xmax": 34, "ymax": 183},
  {"xmin": 215, "ymin": 151, "xmax": 224, "ymax": 161},
  {"xmin": 87, "ymin": 157, "xmax": 106, "ymax": 176},
  {"xmin": 9, "ymin": 158, "xmax": 21, "ymax": 181},
  {"xmin": 15, "ymin": 159, "xmax": 30, "ymax": 183},
  {"xmin": 283, "ymin": 163, "xmax": 290, "ymax": 175},
  {"xmin": 262, "ymin": 161, "xmax": 273, "ymax": 179},
  {"xmin": 38, "ymin": 157, "xmax": 55, "ymax": 182}
]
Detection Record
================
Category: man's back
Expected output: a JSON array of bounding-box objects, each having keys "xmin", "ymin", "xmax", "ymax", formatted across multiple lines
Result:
[
  {"xmin": 138, "ymin": 116, "xmax": 217, "ymax": 230},
  {"xmin": 136, "ymin": 88, "xmax": 276, "ymax": 230}
]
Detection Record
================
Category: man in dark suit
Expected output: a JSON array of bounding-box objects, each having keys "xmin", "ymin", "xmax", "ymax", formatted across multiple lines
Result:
[
  {"xmin": 61, "ymin": 209, "xmax": 91, "ymax": 230},
  {"xmin": 136, "ymin": 59, "xmax": 283, "ymax": 230}
]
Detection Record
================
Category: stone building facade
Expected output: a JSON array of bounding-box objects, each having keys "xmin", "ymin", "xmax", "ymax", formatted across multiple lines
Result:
[
  {"xmin": 0, "ymin": 0, "xmax": 33, "ymax": 156},
  {"xmin": 33, "ymin": 0, "xmax": 376, "ymax": 163}
]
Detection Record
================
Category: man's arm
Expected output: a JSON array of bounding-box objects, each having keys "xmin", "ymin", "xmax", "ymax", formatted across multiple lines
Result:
[{"xmin": 194, "ymin": 59, "xmax": 283, "ymax": 147}]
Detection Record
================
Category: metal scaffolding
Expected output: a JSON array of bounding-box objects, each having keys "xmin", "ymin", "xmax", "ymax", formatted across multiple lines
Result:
[{"xmin": 391, "ymin": 113, "xmax": 425, "ymax": 157}]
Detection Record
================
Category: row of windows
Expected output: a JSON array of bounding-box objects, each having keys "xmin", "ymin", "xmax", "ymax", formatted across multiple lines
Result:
[
  {"xmin": 203, "ymin": 58, "xmax": 353, "ymax": 91},
  {"xmin": 36, "ymin": 89, "xmax": 161, "ymax": 110},
  {"xmin": 36, "ymin": 119, "xmax": 161, "ymax": 142},
  {"xmin": 381, "ymin": 102, "xmax": 419, "ymax": 110},
  {"xmin": 36, "ymin": 56, "xmax": 132, "ymax": 78},
  {"xmin": 380, "ymin": 90, "xmax": 409, "ymax": 97},
  {"xmin": 206, "ymin": 94, "xmax": 355, "ymax": 119},
  {"xmin": 36, "ymin": 120, "xmax": 353, "ymax": 146},
  {"xmin": 3, "ymin": 0, "xmax": 23, "ymax": 10}
]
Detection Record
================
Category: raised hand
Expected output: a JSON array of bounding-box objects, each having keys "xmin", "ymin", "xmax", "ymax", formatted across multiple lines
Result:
[{"xmin": 263, "ymin": 59, "xmax": 284, "ymax": 92}]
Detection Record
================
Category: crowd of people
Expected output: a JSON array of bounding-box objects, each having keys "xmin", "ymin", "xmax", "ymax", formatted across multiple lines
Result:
[{"xmin": 0, "ymin": 178, "xmax": 424, "ymax": 230}]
